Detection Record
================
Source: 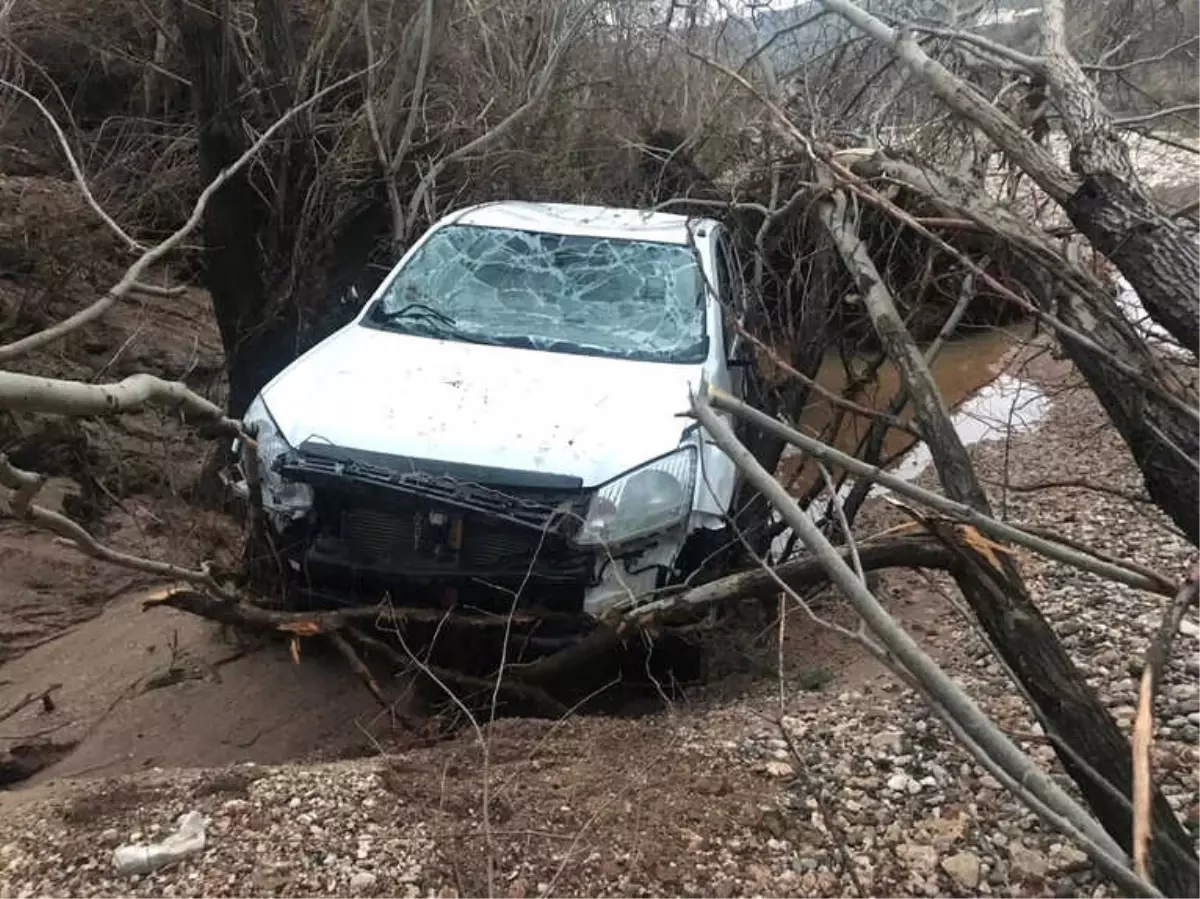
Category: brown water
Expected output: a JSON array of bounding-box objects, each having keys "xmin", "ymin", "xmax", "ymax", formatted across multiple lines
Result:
[{"xmin": 784, "ymin": 322, "xmax": 1038, "ymax": 494}]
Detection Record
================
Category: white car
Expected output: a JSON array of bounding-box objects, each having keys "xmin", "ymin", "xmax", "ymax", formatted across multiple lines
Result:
[{"xmin": 233, "ymin": 201, "xmax": 754, "ymax": 620}]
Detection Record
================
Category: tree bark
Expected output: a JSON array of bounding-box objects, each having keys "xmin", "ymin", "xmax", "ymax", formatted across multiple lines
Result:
[
  {"xmin": 858, "ymin": 154, "xmax": 1199, "ymax": 545},
  {"xmin": 1067, "ymin": 173, "xmax": 1200, "ymax": 355},
  {"xmin": 171, "ymin": 0, "xmax": 344, "ymax": 416},
  {"xmin": 1050, "ymin": 279, "xmax": 1199, "ymax": 546},
  {"xmin": 816, "ymin": 0, "xmax": 1200, "ymax": 356},
  {"xmin": 171, "ymin": 0, "xmax": 281, "ymax": 415},
  {"xmin": 818, "ymin": 185, "xmax": 1198, "ymax": 897}
]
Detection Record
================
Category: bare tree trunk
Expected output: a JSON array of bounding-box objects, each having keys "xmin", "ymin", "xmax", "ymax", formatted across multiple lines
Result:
[
  {"xmin": 171, "ymin": 0, "xmax": 364, "ymax": 416},
  {"xmin": 856, "ymin": 154, "xmax": 1199, "ymax": 546},
  {"xmin": 816, "ymin": 0, "xmax": 1200, "ymax": 354},
  {"xmin": 170, "ymin": 0, "xmax": 293, "ymax": 415},
  {"xmin": 1065, "ymin": 173, "xmax": 1200, "ymax": 355},
  {"xmin": 818, "ymin": 186, "xmax": 1199, "ymax": 897}
]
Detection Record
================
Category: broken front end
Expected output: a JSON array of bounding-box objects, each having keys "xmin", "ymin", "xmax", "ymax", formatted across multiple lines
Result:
[{"xmin": 235, "ymin": 408, "xmax": 722, "ymax": 621}]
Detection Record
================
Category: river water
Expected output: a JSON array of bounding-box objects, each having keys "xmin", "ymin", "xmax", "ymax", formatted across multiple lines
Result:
[{"xmin": 773, "ymin": 322, "xmax": 1047, "ymax": 552}]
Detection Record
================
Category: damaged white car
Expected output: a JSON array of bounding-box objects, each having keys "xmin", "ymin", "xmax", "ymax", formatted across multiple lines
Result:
[{"xmin": 231, "ymin": 201, "xmax": 755, "ymax": 620}]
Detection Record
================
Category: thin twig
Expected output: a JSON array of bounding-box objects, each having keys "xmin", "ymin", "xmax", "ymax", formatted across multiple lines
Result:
[
  {"xmin": 0, "ymin": 79, "xmax": 140, "ymax": 251},
  {"xmin": 1132, "ymin": 566, "xmax": 1200, "ymax": 881}
]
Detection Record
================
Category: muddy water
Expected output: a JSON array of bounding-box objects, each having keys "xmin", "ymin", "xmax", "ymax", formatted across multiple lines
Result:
[{"xmin": 784, "ymin": 321, "xmax": 1041, "ymax": 498}]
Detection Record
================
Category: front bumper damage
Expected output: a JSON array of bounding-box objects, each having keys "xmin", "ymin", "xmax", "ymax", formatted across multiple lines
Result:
[{"xmin": 261, "ymin": 444, "xmax": 693, "ymax": 619}]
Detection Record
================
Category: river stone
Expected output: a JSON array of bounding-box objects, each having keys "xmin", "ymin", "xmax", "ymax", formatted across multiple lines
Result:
[
  {"xmin": 896, "ymin": 843, "xmax": 940, "ymax": 876},
  {"xmin": 941, "ymin": 851, "xmax": 982, "ymax": 890},
  {"xmin": 1009, "ymin": 842, "xmax": 1049, "ymax": 880}
]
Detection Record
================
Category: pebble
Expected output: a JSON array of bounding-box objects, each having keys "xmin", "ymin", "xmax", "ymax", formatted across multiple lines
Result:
[
  {"xmin": 1009, "ymin": 842, "xmax": 1050, "ymax": 880},
  {"xmin": 941, "ymin": 851, "xmax": 982, "ymax": 890},
  {"xmin": 346, "ymin": 870, "xmax": 376, "ymax": 894}
]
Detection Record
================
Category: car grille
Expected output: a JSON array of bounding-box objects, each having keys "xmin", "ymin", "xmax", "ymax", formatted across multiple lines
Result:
[
  {"xmin": 332, "ymin": 491, "xmax": 592, "ymax": 581},
  {"xmin": 279, "ymin": 450, "xmax": 594, "ymax": 582},
  {"xmin": 342, "ymin": 507, "xmax": 560, "ymax": 568}
]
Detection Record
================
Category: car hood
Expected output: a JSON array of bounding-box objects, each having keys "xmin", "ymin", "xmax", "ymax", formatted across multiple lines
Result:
[{"xmin": 261, "ymin": 324, "xmax": 704, "ymax": 487}]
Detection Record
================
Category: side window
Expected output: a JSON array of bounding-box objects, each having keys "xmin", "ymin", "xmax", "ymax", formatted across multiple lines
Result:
[
  {"xmin": 714, "ymin": 239, "xmax": 732, "ymax": 304},
  {"xmin": 714, "ymin": 234, "xmax": 741, "ymax": 352}
]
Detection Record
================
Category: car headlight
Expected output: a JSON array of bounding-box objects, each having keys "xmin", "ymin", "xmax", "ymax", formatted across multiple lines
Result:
[
  {"xmin": 575, "ymin": 446, "xmax": 697, "ymax": 547},
  {"xmin": 241, "ymin": 394, "xmax": 314, "ymax": 520}
]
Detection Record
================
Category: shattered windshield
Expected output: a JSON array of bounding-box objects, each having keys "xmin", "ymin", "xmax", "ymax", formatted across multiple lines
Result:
[{"xmin": 365, "ymin": 224, "xmax": 708, "ymax": 363}]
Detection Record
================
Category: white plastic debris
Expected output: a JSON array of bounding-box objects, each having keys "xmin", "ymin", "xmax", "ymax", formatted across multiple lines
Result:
[{"xmin": 112, "ymin": 810, "xmax": 207, "ymax": 875}]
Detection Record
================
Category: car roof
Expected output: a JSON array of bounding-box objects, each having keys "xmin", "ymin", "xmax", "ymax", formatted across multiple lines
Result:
[{"xmin": 442, "ymin": 201, "xmax": 720, "ymax": 246}]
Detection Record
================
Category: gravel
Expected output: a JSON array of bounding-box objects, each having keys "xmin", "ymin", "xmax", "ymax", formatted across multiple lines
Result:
[{"xmin": 1, "ymin": 343, "xmax": 1197, "ymax": 898}]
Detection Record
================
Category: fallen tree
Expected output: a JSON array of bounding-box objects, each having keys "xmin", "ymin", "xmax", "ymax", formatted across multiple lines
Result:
[{"xmin": 685, "ymin": 11, "xmax": 1200, "ymax": 892}]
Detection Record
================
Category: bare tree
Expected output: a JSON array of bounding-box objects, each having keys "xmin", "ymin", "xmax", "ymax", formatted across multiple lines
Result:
[{"xmin": 678, "ymin": 33, "xmax": 1198, "ymax": 894}]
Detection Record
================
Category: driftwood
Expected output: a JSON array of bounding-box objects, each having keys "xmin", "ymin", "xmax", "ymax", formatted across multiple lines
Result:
[
  {"xmin": 141, "ymin": 533, "xmax": 959, "ymax": 710},
  {"xmin": 1132, "ymin": 566, "xmax": 1200, "ymax": 880}
]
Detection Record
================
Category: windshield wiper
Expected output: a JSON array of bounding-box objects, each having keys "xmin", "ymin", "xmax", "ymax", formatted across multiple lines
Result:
[
  {"xmin": 374, "ymin": 302, "xmax": 457, "ymax": 328},
  {"xmin": 372, "ymin": 302, "xmax": 505, "ymax": 348}
]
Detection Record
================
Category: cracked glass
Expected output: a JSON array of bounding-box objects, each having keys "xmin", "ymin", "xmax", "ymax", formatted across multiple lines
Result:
[{"xmin": 367, "ymin": 224, "xmax": 709, "ymax": 363}]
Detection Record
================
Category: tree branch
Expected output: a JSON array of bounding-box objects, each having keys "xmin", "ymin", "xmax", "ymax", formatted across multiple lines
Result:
[
  {"xmin": 1084, "ymin": 36, "xmax": 1200, "ymax": 73},
  {"xmin": 734, "ymin": 321, "xmax": 921, "ymax": 438},
  {"xmin": 402, "ymin": 0, "xmax": 602, "ymax": 236},
  {"xmin": 704, "ymin": 387, "xmax": 1176, "ymax": 596},
  {"xmin": 625, "ymin": 535, "xmax": 954, "ymax": 623},
  {"xmin": 689, "ymin": 386, "xmax": 1153, "ymax": 893},
  {"xmin": 902, "ymin": 23, "xmax": 1045, "ymax": 72},
  {"xmin": 0, "ymin": 78, "xmax": 141, "ymax": 252},
  {"xmin": 1039, "ymin": 0, "xmax": 1141, "ymax": 186},
  {"xmin": 0, "ymin": 456, "xmax": 231, "ymax": 595},
  {"xmin": 0, "ymin": 371, "xmax": 240, "ymax": 434},
  {"xmin": 818, "ymin": 183, "xmax": 990, "ymax": 514},
  {"xmin": 1114, "ymin": 105, "xmax": 1200, "ymax": 128},
  {"xmin": 814, "ymin": 0, "xmax": 1079, "ymax": 204},
  {"xmin": 0, "ymin": 64, "xmax": 375, "ymax": 364}
]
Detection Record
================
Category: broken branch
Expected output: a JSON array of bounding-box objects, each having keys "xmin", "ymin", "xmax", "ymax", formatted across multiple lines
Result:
[
  {"xmin": 0, "ymin": 479, "xmax": 232, "ymax": 597},
  {"xmin": 1133, "ymin": 566, "xmax": 1200, "ymax": 881},
  {"xmin": 0, "ymin": 371, "xmax": 240, "ymax": 434},
  {"xmin": 626, "ymin": 535, "xmax": 954, "ymax": 623},
  {"xmin": 704, "ymin": 387, "xmax": 1175, "ymax": 596}
]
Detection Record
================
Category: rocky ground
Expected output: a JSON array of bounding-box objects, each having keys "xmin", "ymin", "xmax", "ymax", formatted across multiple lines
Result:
[{"xmin": 1, "ymin": 339, "xmax": 1197, "ymax": 898}]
